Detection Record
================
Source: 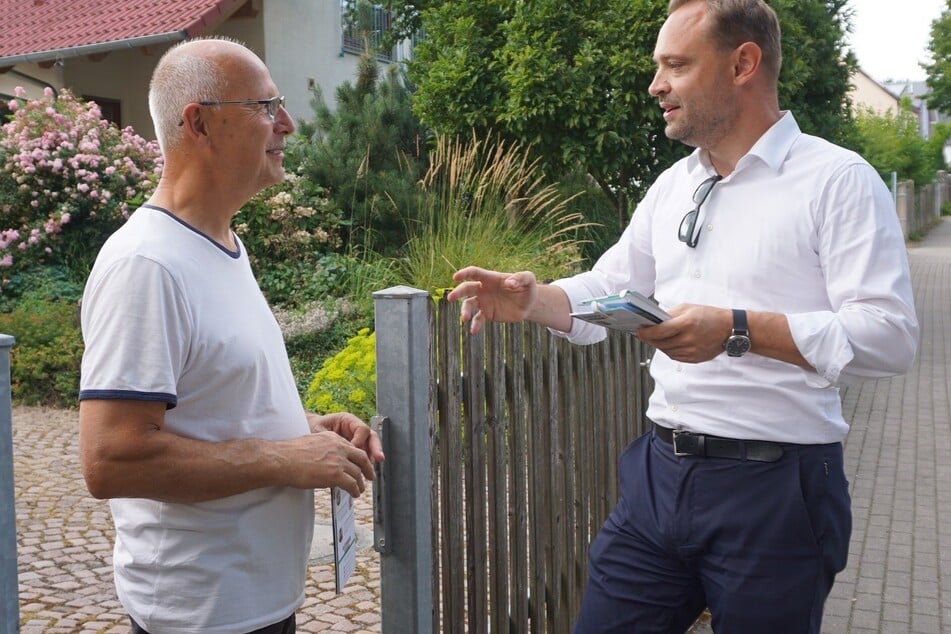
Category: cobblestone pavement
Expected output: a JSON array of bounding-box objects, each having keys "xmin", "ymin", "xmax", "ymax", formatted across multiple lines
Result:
[
  {"xmin": 12, "ymin": 406, "xmax": 382, "ymax": 633},
  {"xmin": 11, "ymin": 217, "xmax": 951, "ymax": 633}
]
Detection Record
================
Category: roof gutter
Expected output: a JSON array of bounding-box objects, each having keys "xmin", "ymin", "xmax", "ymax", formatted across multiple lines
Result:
[{"xmin": 0, "ymin": 31, "xmax": 188, "ymax": 68}]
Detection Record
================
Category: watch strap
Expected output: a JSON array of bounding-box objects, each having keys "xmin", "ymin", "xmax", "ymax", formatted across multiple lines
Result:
[{"xmin": 732, "ymin": 309, "xmax": 748, "ymax": 336}]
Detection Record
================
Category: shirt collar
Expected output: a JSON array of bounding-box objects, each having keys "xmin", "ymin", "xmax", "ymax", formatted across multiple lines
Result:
[{"xmin": 687, "ymin": 111, "xmax": 801, "ymax": 176}]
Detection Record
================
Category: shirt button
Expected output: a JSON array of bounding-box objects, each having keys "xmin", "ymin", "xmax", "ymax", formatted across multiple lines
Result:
[
  {"xmin": 676, "ymin": 365, "xmax": 684, "ymax": 372},
  {"xmin": 693, "ymin": 271, "xmax": 701, "ymax": 279},
  {"xmin": 670, "ymin": 404, "xmax": 679, "ymax": 412},
  {"xmin": 706, "ymin": 224, "xmax": 714, "ymax": 231}
]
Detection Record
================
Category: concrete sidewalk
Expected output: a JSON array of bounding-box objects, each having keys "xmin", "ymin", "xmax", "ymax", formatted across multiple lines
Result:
[
  {"xmin": 11, "ymin": 217, "xmax": 951, "ymax": 633},
  {"xmin": 821, "ymin": 215, "xmax": 951, "ymax": 633}
]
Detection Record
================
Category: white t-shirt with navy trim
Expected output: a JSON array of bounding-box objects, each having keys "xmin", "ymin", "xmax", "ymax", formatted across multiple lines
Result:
[{"xmin": 80, "ymin": 205, "xmax": 313, "ymax": 633}]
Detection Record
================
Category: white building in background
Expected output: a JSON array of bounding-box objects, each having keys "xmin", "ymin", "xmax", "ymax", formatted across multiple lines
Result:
[
  {"xmin": 849, "ymin": 68, "xmax": 901, "ymax": 115},
  {"xmin": 883, "ymin": 79, "xmax": 949, "ymax": 142},
  {"xmin": 0, "ymin": 0, "xmax": 410, "ymax": 141}
]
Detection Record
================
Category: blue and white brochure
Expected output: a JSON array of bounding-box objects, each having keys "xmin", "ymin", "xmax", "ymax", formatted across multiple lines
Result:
[{"xmin": 570, "ymin": 289, "xmax": 670, "ymax": 332}]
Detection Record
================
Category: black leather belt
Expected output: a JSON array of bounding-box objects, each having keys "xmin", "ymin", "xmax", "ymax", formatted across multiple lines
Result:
[{"xmin": 653, "ymin": 423, "xmax": 784, "ymax": 463}]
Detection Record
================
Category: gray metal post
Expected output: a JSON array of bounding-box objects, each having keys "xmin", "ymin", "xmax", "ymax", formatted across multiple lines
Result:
[
  {"xmin": 372, "ymin": 286, "xmax": 433, "ymax": 634},
  {"xmin": 0, "ymin": 334, "xmax": 19, "ymax": 633}
]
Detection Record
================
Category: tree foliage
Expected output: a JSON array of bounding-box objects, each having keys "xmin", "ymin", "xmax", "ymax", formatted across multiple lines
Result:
[
  {"xmin": 925, "ymin": 1, "xmax": 951, "ymax": 113},
  {"xmin": 291, "ymin": 49, "xmax": 429, "ymax": 256},
  {"xmin": 854, "ymin": 98, "xmax": 950, "ymax": 187},
  {"xmin": 405, "ymin": 0, "xmax": 858, "ymax": 229},
  {"xmin": 409, "ymin": 0, "xmax": 684, "ymax": 229},
  {"xmin": 773, "ymin": 0, "xmax": 858, "ymax": 147}
]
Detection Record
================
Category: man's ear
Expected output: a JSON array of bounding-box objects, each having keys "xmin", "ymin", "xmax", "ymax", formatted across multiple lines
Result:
[
  {"xmin": 179, "ymin": 102, "xmax": 209, "ymax": 138},
  {"xmin": 733, "ymin": 42, "xmax": 762, "ymax": 86}
]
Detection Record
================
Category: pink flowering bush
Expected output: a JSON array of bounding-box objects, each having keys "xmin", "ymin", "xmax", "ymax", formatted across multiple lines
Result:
[
  {"xmin": 0, "ymin": 87, "xmax": 162, "ymax": 290},
  {"xmin": 235, "ymin": 171, "xmax": 347, "ymax": 306}
]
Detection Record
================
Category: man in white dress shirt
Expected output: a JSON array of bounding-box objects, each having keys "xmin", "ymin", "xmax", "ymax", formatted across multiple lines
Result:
[{"xmin": 448, "ymin": 1, "xmax": 918, "ymax": 631}]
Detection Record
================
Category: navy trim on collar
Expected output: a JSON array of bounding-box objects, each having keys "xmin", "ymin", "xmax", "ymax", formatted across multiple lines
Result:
[{"xmin": 141, "ymin": 204, "xmax": 242, "ymax": 259}]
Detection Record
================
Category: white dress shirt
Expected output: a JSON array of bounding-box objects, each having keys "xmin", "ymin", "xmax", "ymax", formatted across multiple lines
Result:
[{"xmin": 553, "ymin": 113, "xmax": 918, "ymax": 444}]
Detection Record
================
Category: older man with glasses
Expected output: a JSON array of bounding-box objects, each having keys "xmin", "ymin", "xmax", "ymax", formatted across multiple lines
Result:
[
  {"xmin": 448, "ymin": 0, "xmax": 918, "ymax": 632},
  {"xmin": 78, "ymin": 36, "xmax": 384, "ymax": 634}
]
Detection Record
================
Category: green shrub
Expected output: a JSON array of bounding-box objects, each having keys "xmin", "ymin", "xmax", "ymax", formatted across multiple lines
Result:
[
  {"xmin": 304, "ymin": 327, "xmax": 376, "ymax": 421},
  {"xmin": 853, "ymin": 99, "xmax": 941, "ymax": 187},
  {"xmin": 0, "ymin": 265, "xmax": 83, "ymax": 312},
  {"xmin": 0, "ymin": 296, "xmax": 82, "ymax": 408},
  {"xmin": 942, "ymin": 201, "xmax": 951, "ymax": 217},
  {"xmin": 0, "ymin": 87, "xmax": 161, "ymax": 291},
  {"xmin": 235, "ymin": 173, "xmax": 346, "ymax": 307},
  {"xmin": 273, "ymin": 298, "xmax": 371, "ymax": 397}
]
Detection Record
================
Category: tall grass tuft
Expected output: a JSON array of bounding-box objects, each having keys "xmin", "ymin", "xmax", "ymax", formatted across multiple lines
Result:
[{"xmin": 397, "ymin": 133, "xmax": 592, "ymax": 292}]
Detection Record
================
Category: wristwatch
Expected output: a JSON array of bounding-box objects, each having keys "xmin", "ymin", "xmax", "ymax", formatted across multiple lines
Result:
[{"xmin": 724, "ymin": 309, "xmax": 751, "ymax": 357}]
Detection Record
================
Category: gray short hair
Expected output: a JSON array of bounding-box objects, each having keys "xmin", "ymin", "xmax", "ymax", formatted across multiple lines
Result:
[{"xmin": 148, "ymin": 36, "xmax": 245, "ymax": 154}]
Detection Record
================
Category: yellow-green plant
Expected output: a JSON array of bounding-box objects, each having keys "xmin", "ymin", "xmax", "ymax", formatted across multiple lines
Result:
[
  {"xmin": 304, "ymin": 327, "xmax": 376, "ymax": 422},
  {"xmin": 396, "ymin": 132, "xmax": 592, "ymax": 291}
]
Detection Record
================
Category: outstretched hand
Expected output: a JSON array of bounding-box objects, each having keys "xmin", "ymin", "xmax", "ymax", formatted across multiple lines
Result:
[{"xmin": 446, "ymin": 266, "xmax": 539, "ymax": 335}]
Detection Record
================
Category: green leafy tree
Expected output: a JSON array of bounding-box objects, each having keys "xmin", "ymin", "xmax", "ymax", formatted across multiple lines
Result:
[
  {"xmin": 408, "ymin": 0, "xmax": 858, "ymax": 229},
  {"xmin": 925, "ymin": 1, "xmax": 951, "ymax": 113},
  {"xmin": 292, "ymin": 47, "xmax": 429, "ymax": 256},
  {"xmin": 773, "ymin": 0, "xmax": 858, "ymax": 147},
  {"xmin": 854, "ymin": 98, "xmax": 942, "ymax": 186},
  {"xmin": 410, "ymin": 0, "xmax": 683, "ymax": 229}
]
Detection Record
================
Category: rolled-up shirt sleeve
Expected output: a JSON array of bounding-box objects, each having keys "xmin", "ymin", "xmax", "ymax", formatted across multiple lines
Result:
[{"xmin": 788, "ymin": 163, "xmax": 918, "ymax": 386}]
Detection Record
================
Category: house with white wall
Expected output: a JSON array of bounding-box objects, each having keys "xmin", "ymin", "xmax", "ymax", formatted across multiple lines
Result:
[
  {"xmin": 0, "ymin": 0, "xmax": 409, "ymax": 141},
  {"xmin": 849, "ymin": 68, "xmax": 901, "ymax": 115}
]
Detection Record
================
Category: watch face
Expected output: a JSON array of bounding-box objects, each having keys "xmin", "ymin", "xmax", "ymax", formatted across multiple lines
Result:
[{"xmin": 726, "ymin": 335, "xmax": 751, "ymax": 357}]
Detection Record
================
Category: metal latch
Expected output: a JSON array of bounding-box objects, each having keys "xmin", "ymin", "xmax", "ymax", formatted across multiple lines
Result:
[{"xmin": 371, "ymin": 415, "xmax": 391, "ymax": 554}]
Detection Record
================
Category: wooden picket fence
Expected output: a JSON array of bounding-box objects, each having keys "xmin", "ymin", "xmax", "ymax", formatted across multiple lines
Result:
[{"xmin": 426, "ymin": 298, "xmax": 653, "ymax": 632}]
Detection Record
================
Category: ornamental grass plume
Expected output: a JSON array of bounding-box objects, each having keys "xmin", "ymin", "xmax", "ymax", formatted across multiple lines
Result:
[
  {"xmin": 0, "ymin": 87, "xmax": 162, "ymax": 289},
  {"xmin": 398, "ymin": 132, "xmax": 592, "ymax": 292}
]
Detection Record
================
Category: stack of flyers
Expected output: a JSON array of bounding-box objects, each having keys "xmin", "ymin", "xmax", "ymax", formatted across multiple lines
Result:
[{"xmin": 570, "ymin": 290, "xmax": 670, "ymax": 333}]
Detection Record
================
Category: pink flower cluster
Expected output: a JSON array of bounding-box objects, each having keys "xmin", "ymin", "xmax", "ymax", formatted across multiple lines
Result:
[{"xmin": 0, "ymin": 88, "xmax": 163, "ymax": 283}]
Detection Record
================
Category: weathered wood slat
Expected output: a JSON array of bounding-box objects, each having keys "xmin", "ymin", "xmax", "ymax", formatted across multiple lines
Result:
[
  {"xmin": 438, "ymin": 300, "xmax": 466, "ymax": 631},
  {"xmin": 428, "ymin": 299, "xmax": 651, "ymax": 632},
  {"xmin": 463, "ymin": 326, "xmax": 489, "ymax": 633}
]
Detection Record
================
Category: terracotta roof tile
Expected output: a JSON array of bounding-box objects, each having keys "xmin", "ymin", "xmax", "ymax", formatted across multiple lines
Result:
[{"xmin": 0, "ymin": 0, "xmax": 244, "ymax": 65}]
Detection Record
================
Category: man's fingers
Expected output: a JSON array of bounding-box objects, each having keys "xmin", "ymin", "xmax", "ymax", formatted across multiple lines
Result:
[{"xmin": 447, "ymin": 280, "xmax": 482, "ymax": 303}]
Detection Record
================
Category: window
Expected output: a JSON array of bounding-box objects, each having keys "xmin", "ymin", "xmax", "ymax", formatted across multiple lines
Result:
[
  {"xmin": 341, "ymin": 1, "xmax": 396, "ymax": 62},
  {"xmin": 0, "ymin": 93, "xmax": 13, "ymax": 122},
  {"xmin": 84, "ymin": 95, "xmax": 121, "ymax": 127}
]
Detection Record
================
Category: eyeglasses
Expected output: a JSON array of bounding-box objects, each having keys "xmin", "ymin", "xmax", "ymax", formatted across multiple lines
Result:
[
  {"xmin": 678, "ymin": 174, "xmax": 722, "ymax": 248},
  {"xmin": 197, "ymin": 95, "xmax": 285, "ymax": 121}
]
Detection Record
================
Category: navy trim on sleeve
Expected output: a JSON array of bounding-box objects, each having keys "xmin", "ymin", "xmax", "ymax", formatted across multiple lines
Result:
[{"xmin": 78, "ymin": 389, "xmax": 177, "ymax": 410}]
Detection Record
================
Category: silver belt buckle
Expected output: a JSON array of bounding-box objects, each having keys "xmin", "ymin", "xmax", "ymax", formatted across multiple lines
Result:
[{"xmin": 672, "ymin": 430, "xmax": 702, "ymax": 457}]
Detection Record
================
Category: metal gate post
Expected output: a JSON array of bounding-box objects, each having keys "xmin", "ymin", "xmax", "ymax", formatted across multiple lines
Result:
[
  {"xmin": 0, "ymin": 334, "xmax": 19, "ymax": 633},
  {"xmin": 372, "ymin": 287, "xmax": 433, "ymax": 633}
]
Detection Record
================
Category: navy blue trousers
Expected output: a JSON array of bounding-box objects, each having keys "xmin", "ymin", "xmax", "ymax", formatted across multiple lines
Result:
[{"xmin": 573, "ymin": 428, "xmax": 851, "ymax": 633}]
